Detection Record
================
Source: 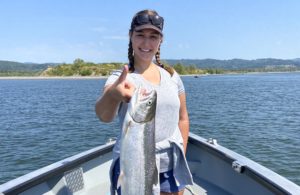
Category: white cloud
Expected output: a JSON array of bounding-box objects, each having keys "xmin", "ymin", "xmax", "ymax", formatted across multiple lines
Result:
[{"xmin": 177, "ymin": 43, "xmax": 190, "ymax": 49}]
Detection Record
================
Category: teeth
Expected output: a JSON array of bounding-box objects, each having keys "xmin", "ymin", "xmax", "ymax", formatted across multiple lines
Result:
[{"xmin": 140, "ymin": 48, "xmax": 150, "ymax": 52}]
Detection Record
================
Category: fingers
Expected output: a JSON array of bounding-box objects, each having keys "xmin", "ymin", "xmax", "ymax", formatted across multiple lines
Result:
[
  {"xmin": 123, "ymin": 81, "xmax": 135, "ymax": 102},
  {"xmin": 124, "ymin": 79, "xmax": 135, "ymax": 89},
  {"xmin": 109, "ymin": 65, "xmax": 135, "ymax": 103},
  {"xmin": 117, "ymin": 65, "xmax": 129, "ymax": 84}
]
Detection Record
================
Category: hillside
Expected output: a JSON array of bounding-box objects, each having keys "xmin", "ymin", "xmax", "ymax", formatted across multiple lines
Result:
[
  {"xmin": 1, "ymin": 58, "xmax": 300, "ymax": 76},
  {"xmin": 164, "ymin": 58, "xmax": 300, "ymax": 71},
  {"xmin": 41, "ymin": 59, "xmax": 123, "ymax": 76},
  {"xmin": 0, "ymin": 60, "xmax": 57, "ymax": 71},
  {"xmin": 0, "ymin": 60, "xmax": 57, "ymax": 76}
]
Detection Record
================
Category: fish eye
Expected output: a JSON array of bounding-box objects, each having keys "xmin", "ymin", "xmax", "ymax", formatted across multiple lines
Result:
[{"xmin": 147, "ymin": 100, "xmax": 152, "ymax": 106}]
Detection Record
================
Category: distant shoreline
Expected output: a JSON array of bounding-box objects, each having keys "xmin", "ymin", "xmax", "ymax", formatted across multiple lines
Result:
[
  {"xmin": 0, "ymin": 76, "xmax": 108, "ymax": 80},
  {"xmin": 1, "ymin": 71, "xmax": 299, "ymax": 80}
]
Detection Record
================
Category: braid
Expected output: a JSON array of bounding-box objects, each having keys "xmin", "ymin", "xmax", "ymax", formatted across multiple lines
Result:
[
  {"xmin": 155, "ymin": 46, "xmax": 174, "ymax": 76},
  {"xmin": 128, "ymin": 41, "xmax": 135, "ymax": 72},
  {"xmin": 155, "ymin": 47, "xmax": 163, "ymax": 68}
]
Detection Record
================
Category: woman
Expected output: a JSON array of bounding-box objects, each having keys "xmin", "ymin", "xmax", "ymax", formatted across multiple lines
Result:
[{"xmin": 95, "ymin": 9, "xmax": 193, "ymax": 195}]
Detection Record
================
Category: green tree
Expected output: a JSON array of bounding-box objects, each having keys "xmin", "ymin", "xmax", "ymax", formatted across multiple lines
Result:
[
  {"xmin": 173, "ymin": 63, "xmax": 187, "ymax": 74},
  {"xmin": 79, "ymin": 69, "xmax": 92, "ymax": 76},
  {"xmin": 73, "ymin": 58, "xmax": 84, "ymax": 65}
]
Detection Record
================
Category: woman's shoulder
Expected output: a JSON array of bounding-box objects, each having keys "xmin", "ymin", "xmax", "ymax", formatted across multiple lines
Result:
[
  {"xmin": 158, "ymin": 66, "xmax": 185, "ymax": 93},
  {"xmin": 158, "ymin": 66, "xmax": 172, "ymax": 78},
  {"xmin": 158, "ymin": 66, "xmax": 181, "ymax": 81}
]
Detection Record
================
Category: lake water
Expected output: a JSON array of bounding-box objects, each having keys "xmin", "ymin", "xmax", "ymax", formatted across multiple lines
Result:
[{"xmin": 0, "ymin": 73, "xmax": 300, "ymax": 186}]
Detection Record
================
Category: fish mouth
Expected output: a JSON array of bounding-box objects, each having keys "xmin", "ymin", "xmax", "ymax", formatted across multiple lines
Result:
[
  {"xmin": 138, "ymin": 88, "xmax": 155, "ymax": 101},
  {"xmin": 130, "ymin": 88, "xmax": 157, "ymax": 123}
]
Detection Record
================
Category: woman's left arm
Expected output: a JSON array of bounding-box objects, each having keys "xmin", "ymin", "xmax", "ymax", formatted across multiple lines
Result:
[{"xmin": 178, "ymin": 92, "xmax": 189, "ymax": 154}]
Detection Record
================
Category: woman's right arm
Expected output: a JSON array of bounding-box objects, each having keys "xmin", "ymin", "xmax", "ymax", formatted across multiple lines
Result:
[
  {"xmin": 95, "ymin": 65, "xmax": 135, "ymax": 122},
  {"xmin": 95, "ymin": 85, "xmax": 122, "ymax": 123}
]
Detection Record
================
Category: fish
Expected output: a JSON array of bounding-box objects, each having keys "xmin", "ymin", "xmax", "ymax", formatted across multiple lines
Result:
[{"xmin": 118, "ymin": 87, "xmax": 158, "ymax": 195}]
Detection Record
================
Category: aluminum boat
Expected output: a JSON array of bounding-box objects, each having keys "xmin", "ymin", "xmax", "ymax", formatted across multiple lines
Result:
[{"xmin": 1, "ymin": 133, "xmax": 300, "ymax": 195}]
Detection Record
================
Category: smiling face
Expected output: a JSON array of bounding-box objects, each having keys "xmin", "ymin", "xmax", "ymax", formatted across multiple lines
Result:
[{"xmin": 130, "ymin": 29, "xmax": 162, "ymax": 65}]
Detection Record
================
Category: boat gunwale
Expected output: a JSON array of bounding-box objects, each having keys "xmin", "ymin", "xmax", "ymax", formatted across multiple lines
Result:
[
  {"xmin": 188, "ymin": 133, "xmax": 300, "ymax": 195},
  {"xmin": 1, "ymin": 133, "xmax": 300, "ymax": 195},
  {"xmin": 0, "ymin": 142, "xmax": 115, "ymax": 195}
]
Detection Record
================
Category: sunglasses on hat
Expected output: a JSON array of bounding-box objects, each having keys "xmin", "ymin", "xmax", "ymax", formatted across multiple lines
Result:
[{"xmin": 131, "ymin": 13, "xmax": 164, "ymax": 30}]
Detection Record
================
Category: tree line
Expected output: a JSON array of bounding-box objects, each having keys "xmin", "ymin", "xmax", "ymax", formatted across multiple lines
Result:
[
  {"xmin": 42, "ymin": 59, "xmax": 209, "ymax": 76},
  {"xmin": 41, "ymin": 59, "xmax": 124, "ymax": 76},
  {"xmin": 1, "ymin": 58, "xmax": 300, "ymax": 77}
]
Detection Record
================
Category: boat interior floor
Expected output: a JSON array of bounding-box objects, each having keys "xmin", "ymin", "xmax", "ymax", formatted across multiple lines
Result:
[{"xmin": 184, "ymin": 175, "xmax": 231, "ymax": 195}]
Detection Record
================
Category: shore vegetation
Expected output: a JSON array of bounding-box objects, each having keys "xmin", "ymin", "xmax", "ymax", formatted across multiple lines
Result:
[{"xmin": 1, "ymin": 58, "xmax": 300, "ymax": 77}]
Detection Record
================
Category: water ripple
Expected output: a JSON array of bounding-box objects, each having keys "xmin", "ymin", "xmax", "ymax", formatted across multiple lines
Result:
[{"xmin": 1, "ymin": 73, "xmax": 300, "ymax": 185}]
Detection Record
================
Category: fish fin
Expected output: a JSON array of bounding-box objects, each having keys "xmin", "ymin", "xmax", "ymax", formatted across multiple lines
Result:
[
  {"xmin": 117, "ymin": 171, "xmax": 124, "ymax": 188},
  {"xmin": 153, "ymin": 166, "xmax": 159, "ymax": 185}
]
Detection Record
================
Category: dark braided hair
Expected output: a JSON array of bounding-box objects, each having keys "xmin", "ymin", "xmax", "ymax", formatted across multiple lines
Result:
[
  {"xmin": 155, "ymin": 46, "xmax": 163, "ymax": 67},
  {"xmin": 155, "ymin": 46, "xmax": 174, "ymax": 75},
  {"xmin": 128, "ymin": 41, "xmax": 135, "ymax": 72},
  {"xmin": 128, "ymin": 9, "xmax": 174, "ymax": 75}
]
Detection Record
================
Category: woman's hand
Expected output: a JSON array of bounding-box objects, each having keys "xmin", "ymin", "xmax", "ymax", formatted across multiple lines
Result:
[
  {"xmin": 95, "ymin": 65, "xmax": 135, "ymax": 122},
  {"xmin": 108, "ymin": 65, "xmax": 135, "ymax": 103}
]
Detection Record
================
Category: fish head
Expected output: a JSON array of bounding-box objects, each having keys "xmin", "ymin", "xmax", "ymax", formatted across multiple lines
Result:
[{"xmin": 130, "ymin": 87, "xmax": 157, "ymax": 123}]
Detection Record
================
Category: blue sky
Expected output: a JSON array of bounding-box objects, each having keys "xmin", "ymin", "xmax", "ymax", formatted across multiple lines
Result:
[{"xmin": 0, "ymin": 0, "xmax": 300, "ymax": 63}]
